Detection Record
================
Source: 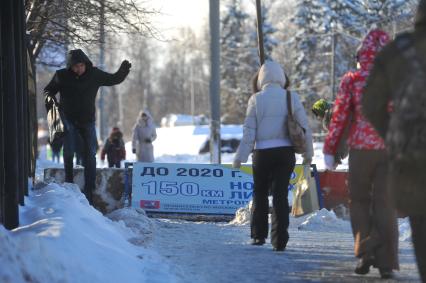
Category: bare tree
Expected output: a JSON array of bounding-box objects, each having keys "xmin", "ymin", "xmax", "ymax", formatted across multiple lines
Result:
[
  {"xmin": 152, "ymin": 27, "xmax": 210, "ymax": 125},
  {"xmin": 118, "ymin": 36, "xmax": 154, "ymax": 139},
  {"xmin": 25, "ymin": 0, "xmax": 159, "ymax": 66}
]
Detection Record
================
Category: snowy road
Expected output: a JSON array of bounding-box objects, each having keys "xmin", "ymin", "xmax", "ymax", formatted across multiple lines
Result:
[{"xmin": 151, "ymin": 217, "xmax": 420, "ymax": 283}]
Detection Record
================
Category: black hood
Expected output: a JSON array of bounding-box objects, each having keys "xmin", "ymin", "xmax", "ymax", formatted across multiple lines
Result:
[
  {"xmin": 66, "ymin": 49, "xmax": 93, "ymax": 69},
  {"xmin": 415, "ymin": 0, "xmax": 426, "ymax": 28}
]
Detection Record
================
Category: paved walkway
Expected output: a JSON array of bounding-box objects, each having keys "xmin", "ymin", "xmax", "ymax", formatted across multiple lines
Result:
[{"xmin": 151, "ymin": 218, "xmax": 420, "ymax": 283}]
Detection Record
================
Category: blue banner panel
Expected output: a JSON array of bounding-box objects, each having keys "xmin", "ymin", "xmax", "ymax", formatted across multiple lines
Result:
[
  {"xmin": 132, "ymin": 163, "xmax": 254, "ymax": 215},
  {"xmin": 131, "ymin": 163, "xmax": 320, "ymax": 215}
]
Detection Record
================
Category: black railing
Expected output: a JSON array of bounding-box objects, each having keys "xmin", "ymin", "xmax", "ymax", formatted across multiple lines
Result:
[{"xmin": 0, "ymin": 0, "xmax": 30, "ymax": 230}]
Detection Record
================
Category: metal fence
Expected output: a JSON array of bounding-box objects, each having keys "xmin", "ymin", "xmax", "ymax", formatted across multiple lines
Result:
[{"xmin": 0, "ymin": 0, "xmax": 31, "ymax": 230}]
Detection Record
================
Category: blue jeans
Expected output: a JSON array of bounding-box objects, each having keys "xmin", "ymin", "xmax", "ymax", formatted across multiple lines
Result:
[
  {"xmin": 52, "ymin": 151, "xmax": 60, "ymax": 163},
  {"xmin": 63, "ymin": 119, "xmax": 97, "ymax": 204}
]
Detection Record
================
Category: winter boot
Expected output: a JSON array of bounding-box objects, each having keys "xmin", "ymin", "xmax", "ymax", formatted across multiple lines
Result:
[
  {"xmin": 379, "ymin": 269, "xmax": 394, "ymax": 279},
  {"xmin": 251, "ymin": 238, "xmax": 265, "ymax": 246},
  {"xmin": 354, "ymin": 256, "xmax": 375, "ymax": 275}
]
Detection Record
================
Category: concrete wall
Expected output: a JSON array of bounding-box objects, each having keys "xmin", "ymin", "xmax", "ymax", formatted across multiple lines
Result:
[{"xmin": 44, "ymin": 168, "xmax": 132, "ymax": 214}]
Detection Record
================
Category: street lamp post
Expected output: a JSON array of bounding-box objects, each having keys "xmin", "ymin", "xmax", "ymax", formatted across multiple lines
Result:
[
  {"xmin": 99, "ymin": 0, "xmax": 106, "ymax": 141},
  {"xmin": 209, "ymin": 0, "xmax": 221, "ymax": 164},
  {"xmin": 256, "ymin": 0, "xmax": 265, "ymax": 65}
]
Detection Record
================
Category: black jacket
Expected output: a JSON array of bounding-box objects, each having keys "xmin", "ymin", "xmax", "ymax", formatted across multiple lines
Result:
[
  {"xmin": 44, "ymin": 49, "xmax": 129, "ymax": 124},
  {"xmin": 363, "ymin": 25, "xmax": 426, "ymax": 215}
]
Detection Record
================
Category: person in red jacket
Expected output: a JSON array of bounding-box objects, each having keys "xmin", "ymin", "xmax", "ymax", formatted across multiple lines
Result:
[
  {"xmin": 323, "ymin": 29, "xmax": 398, "ymax": 279},
  {"xmin": 101, "ymin": 127, "xmax": 126, "ymax": 168}
]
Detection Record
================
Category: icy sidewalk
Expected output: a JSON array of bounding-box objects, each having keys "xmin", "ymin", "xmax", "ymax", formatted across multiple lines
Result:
[{"xmin": 150, "ymin": 212, "xmax": 420, "ymax": 283}]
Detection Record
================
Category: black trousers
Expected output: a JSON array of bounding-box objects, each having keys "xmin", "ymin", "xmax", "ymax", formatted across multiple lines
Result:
[
  {"xmin": 410, "ymin": 215, "xmax": 426, "ymax": 282},
  {"xmin": 63, "ymin": 120, "xmax": 97, "ymax": 205},
  {"xmin": 108, "ymin": 160, "xmax": 121, "ymax": 168},
  {"xmin": 251, "ymin": 146, "xmax": 295, "ymax": 249}
]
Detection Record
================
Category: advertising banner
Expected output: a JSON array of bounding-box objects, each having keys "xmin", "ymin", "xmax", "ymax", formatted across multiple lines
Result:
[{"xmin": 131, "ymin": 163, "xmax": 319, "ymax": 215}]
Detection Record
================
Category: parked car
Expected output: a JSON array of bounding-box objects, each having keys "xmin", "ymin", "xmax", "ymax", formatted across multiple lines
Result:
[{"xmin": 198, "ymin": 138, "xmax": 240, "ymax": 154}]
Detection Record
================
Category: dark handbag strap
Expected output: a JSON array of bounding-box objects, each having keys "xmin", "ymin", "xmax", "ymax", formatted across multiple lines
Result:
[{"xmin": 286, "ymin": 90, "xmax": 293, "ymax": 118}]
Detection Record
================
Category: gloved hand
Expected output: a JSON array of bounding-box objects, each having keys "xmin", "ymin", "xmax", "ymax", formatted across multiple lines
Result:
[
  {"xmin": 120, "ymin": 60, "xmax": 132, "ymax": 71},
  {"xmin": 324, "ymin": 154, "xmax": 336, "ymax": 171},
  {"xmin": 132, "ymin": 148, "xmax": 136, "ymax": 154},
  {"xmin": 144, "ymin": 139, "xmax": 152, "ymax": 143},
  {"xmin": 232, "ymin": 159, "xmax": 241, "ymax": 169}
]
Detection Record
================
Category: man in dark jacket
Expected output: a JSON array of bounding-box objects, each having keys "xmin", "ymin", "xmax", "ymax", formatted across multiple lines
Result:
[
  {"xmin": 44, "ymin": 49, "xmax": 131, "ymax": 205},
  {"xmin": 363, "ymin": 1, "xmax": 426, "ymax": 281}
]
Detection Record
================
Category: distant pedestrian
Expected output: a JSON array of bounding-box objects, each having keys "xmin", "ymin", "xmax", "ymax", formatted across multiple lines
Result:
[
  {"xmin": 363, "ymin": 2, "xmax": 426, "ymax": 281},
  {"xmin": 132, "ymin": 110, "xmax": 157, "ymax": 162},
  {"xmin": 101, "ymin": 127, "xmax": 126, "ymax": 168},
  {"xmin": 233, "ymin": 60, "xmax": 313, "ymax": 252},
  {"xmin": 311, "ymin": 98, "xmax": 333, "ymax": 131},
  {"xmin": 312, "ymin": 98, "xmax": 348, "ymax": 165},
  {"xmin": 323, "ymin": 29, "xmax": 398, "ymax": 279},
  {"xmin": 44, "ymin": 49, "xmax": 131, "ymax": 205}
]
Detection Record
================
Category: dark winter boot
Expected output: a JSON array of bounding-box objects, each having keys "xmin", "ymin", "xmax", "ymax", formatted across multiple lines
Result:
[
  {"xmin": 354, "ymin": 256, "xmax": 375, "ymax": 275},
  {"xmin": 251, "ymin": 238, "xmax": 265, "ymax": 246},
  {"xmin": 379, "ymin": 269, "xmax": 394, "ymax": 279},
  {"xmin": 272, "ymin": 246, "xmax": 285, "ymax": 252}
]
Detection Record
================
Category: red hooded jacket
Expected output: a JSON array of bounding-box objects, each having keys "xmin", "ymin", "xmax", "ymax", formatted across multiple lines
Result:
[{"xmin": 323, "ymin": 29, "xmax": 390, "ymax": 155}]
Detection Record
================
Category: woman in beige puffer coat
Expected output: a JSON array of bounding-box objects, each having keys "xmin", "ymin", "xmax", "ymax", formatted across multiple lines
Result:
[{"xmin": 131, "ymin": 110, "xmax": 157, "ymax": 162}]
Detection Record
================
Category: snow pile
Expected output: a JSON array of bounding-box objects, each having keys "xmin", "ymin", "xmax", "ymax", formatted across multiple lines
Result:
[
  {"xmin": 35, "ymin": 157, "xmax": 62, "ymax": 182},
  {"xmin": 299, "ymin": 210, "xmax": 413, "ymax": 242},
  {"xmin": 399, "ymin": 218, "xmax": 412, "ymax": 242},
  {"xmin": 298, "ymin": 208, "xmax": 351, "ymax": 233},
  {"xmin": 107, "ymin": 207, "xmax": 156, "ymax": 246},
  {"xmin": 0, "ymin": 182, "xmax": 176, "ymax": 283},
  {"xmin": 229, "ymin": 201, "xmax": 252, "ymax": 225}
]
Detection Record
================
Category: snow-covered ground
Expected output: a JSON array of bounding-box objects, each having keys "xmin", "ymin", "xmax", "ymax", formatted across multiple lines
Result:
[
  {"xmin": 1, "ymin": 126, "xmax": 420, "ymax": 282},
  {"xmin": 123, "ymin": 125, "xmax": 347, "ymax": 170}
]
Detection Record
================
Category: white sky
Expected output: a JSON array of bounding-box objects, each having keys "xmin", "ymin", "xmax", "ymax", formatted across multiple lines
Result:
[{"xmin": 149, "ymin": 0, "xmax": 210, "ymax": 38}]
